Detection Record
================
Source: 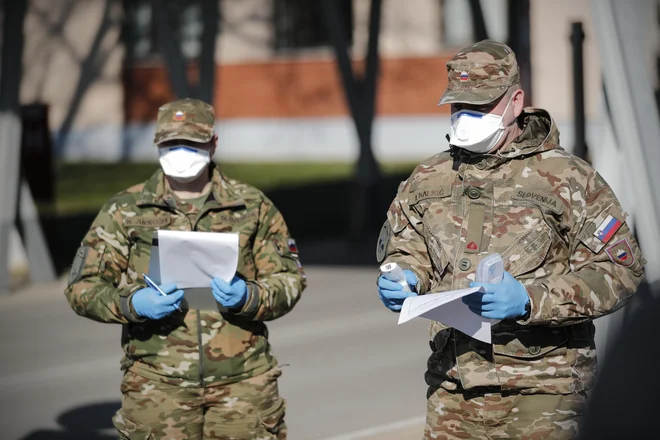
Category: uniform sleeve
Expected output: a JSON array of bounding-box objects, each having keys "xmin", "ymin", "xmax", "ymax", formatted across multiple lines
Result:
[
  {"xmin": 378, "ymin": 179, "xmax": 434, "ymax": 294},
  {"xmin": 63, "ymin": 202, "xmax": 143, "ymax": 324},
  {"xmin": 521, "ymin": 172, "xmax": 646, "ymax": 326},
  {"xmin": 234, "ymin": 196, "xmax": 306, "ymax": 321}
]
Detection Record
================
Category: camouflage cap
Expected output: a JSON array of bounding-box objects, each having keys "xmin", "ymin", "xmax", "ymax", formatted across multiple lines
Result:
[
  {"xmin": 154, "ymin": 98, "xmax": 215, "ymax": 145},
  {"xmin": 438, "ymin": 39, "xmax": 520, "ymax": 106}
]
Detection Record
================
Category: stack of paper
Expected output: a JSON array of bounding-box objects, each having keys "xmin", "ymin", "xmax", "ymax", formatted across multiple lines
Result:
[
  {"xmin": 398, "ymin": 287, "xmax": 499, "ymax": 344},
  {"xmin": 148, "ymin": 230, "xmax": 239, "ymax": 288}
]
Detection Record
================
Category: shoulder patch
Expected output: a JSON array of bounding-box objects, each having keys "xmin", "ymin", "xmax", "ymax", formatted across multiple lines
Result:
[
  {"xmin": 579, "ymin": 205, "xmax": 626, "ymax": 252},
  {"xmin": 605, "ymin": 238, "xmax": 634, "ymax": 267},
  {"xmin": 286, "ymin": 238, "xmax": 304, "ymax": 276},
  {"xmin": 287, "ymin": 238, "xmax": 299, "ymax": 255},
  {"xmin": 294, "ymin": 255, "xmax": 305, "ymax": 277},
  {"xmin": 376, "ymin": 221, "xmax": 393, "ymax": 263},
  {"xmin": 68, "ymin": 246, "xmax": 89, "ymax": 285},
  {"xmin": 593, "ymin": 214, "xmax": 622, "ymax": 244}
]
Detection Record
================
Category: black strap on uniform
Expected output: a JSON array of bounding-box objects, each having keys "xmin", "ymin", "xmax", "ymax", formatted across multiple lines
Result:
[{"xmin": 449, "ymin": 143, "xmax": 461, "ymax": 171}]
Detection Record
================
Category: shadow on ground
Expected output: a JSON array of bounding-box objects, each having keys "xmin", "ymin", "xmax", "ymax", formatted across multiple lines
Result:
[
  {"xmin": 20, "ymin": 401, "xmax": 120, "ymax": 440},
  {"xmin": 43, "ymin": 174, "xmax": 408, "ymax": 275}
]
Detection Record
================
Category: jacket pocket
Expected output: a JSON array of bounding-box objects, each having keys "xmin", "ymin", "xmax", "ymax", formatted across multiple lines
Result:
[
  {"xmin": 500, "ymin": 220, "xmax": 553, "ymax": 277},
  {"xmin": 258, "ymin": 397, "xmax": 286, "ymax": 437},
  {"xmin": 425, "ymin": 328, "xmax": 459, "ymax": 390},
  {"xmin": 566, "ymin": 322, "xmax": 597, "ymax": 392},
  {"xmin": 422, "ymin": 215, "xmax": 451, "ymax": 279},
  {"xmin": 112, "ymin": 409, "xmax": 153, "ymax": 440},
  {"xmin": 493, "ymin": 327, "xmax": 570, "ymax": 391}
]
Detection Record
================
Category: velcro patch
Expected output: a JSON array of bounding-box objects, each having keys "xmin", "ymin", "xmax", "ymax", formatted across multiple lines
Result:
[
  {"xmin": 68, "ymin": 246, "xmax": 89, "ymax": 285},
  {"xmin": 294, "ymin": 256, "xmax": 306, "ymax": 277},
  {"xmin": 409, "ymin": 185, "xmax": 452, "ymax": 205},
  {"xmin": 124, "ymin": 216, "xmax": 170, "ymax": 228},
  {"xmin": 287, "ymin": 238, "xmax": 299, "ymax": 255},
  {"xmin": 512, "ymin": 190, "xmax": 564, "ymax": 215},
  {"xmin": 578, "ymin": 205, "xmax": 626, "ymax": 253},
  {"xmin": 593, "ymin": 215, "xmax": 622, "ymax": 243},
  {"xmin": 376, "ymin": 221, "xmax": 393, "ymax": 262},
  {"xmin": 605, "ymin": 238, "xmax": 634, "ymax": 267}
]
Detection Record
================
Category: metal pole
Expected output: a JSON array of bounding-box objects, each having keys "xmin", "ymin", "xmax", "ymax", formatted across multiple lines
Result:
[
  {"xmin": 320, "ymin": 0, "xmax": 383, "ymax": 238},
  {"xmin": 319, "ymin": 0, "xmax": 359, "ymax": 125},
  {"xmin": 571, "ymin": 22, "xmax": 588, "ymax": 161},
  {"xmin": 198, "ymin": 0, "xmax": 219, "ymax": 103},
  {"xmin": 17, "ymin": 181, "xmax": 56, "ymax": 283},
  {"xmin": 360, "ymin": 0, "xmax": 383, "ymax": 185},
  {"xmin": 0, "ymin": 0, "xmax": 28, "ymax": 294},
  {"xmin": 507, "ymin": 0, "xmax": 532, "ymax": 106},
  {"xmin": 152, "ymin": 0, "xmax": 191, "ymax": 98},
  {"xmin": 468, "ymin": 0, "xmax": 489, "ymax": 41}
]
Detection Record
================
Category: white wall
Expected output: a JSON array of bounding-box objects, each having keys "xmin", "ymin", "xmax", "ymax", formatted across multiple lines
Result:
[
  {"xmin": 530, "ymin": 0, "xmax": 601, "ymax": 122},
  {"xmin": 55, "ymin": 115, "xmax": 602, "ymax": 164}
]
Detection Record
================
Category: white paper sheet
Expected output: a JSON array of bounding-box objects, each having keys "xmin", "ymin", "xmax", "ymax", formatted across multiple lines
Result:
[
  {"xmin": 398, "ymin": 287, "xmax": 498, "ymax": 344},
  {"xmin": 150, "ymin": 230, "xmax": 239, "ymax": 289},
  {"xmin": 147, "ymin": 233, "xmax": 160, "ymax": 282}
]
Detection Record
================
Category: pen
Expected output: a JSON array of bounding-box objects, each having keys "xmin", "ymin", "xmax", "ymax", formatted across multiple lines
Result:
[{"xmin": 143, "ymin": 273, "xmax": 181, "ymax": 312}]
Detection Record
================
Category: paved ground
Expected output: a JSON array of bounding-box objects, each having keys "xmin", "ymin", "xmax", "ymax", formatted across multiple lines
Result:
[
  {"xmin": 0, "ymin": 267, "xmax": 430, "ymax": 440},
  {"xmin": 1, "ymin": 263, "xmax": 634, "ymax": 440}
]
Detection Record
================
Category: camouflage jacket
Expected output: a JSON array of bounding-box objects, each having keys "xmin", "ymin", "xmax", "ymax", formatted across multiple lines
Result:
[
  {"xmin": 379, "ymin": 108, "xmax": 646, "ymax": 394},
  {"xmin": 64, "ymin": 164, "xmax": 307, "ymax": 387}
]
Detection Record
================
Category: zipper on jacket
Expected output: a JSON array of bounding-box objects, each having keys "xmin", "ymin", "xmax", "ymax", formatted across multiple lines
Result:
[{"xmin": 196, "ymin": 311, "xmax": 205, "ymax": 387}]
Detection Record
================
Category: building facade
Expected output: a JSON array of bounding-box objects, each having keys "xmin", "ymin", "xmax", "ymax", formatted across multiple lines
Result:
[{"xmin": 18, "ymin": 0, "xmax": 660, "ymax": 163}]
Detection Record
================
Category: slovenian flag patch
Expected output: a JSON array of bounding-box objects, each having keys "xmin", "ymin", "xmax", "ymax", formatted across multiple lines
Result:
[
  {"xmin": 287, "ymin": 238, "xmax": 299, "ymax": 255},
  {"xmin": 593, "ymin": 214, "xmax": 622, "ymax": 243}
]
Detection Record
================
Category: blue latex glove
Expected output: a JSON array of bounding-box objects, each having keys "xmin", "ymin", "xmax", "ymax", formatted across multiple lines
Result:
[
  {"xmin": 211, "ymin": 275, "xmax": 248, "ymax": 310},
  {"xmin": 131, "ymin": 284, "xmax": 184, "ymax": 320},
  {"xmin": 463, "ymin": 271, "xmax": 530, "ymax": 319},
  {"xmin": 377, "ymin": 270, "xmax": 418, "ymax": 312}
]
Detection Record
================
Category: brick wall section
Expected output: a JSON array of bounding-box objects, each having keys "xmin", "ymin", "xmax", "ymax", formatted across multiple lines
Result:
[{"xmin": 123, "ymin": 55, "xmax": 454, "ymax": 122}]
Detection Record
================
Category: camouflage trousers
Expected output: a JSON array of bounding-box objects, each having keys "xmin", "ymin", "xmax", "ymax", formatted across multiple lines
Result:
[
  {"xmin": 112, "ymin": 366, "xmax": 286, "ymax": 440},
  {"xmin": 424, "ymin": 387, "xmax": 587, "ymax": 439}
]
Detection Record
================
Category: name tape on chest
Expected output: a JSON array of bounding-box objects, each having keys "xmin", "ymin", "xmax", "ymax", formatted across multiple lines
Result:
[
  {"xmin": 124, "ymin": 216, "xmax": 171, "ymax": 228},
  {"xmin": 409, "ymin": 185, "xmax": 452, "ymax": 205},
  {"xmin": 512, "ymin": 190, "xmax": 564, "ymax": 215},
  {"xmin": 214, "ymin": 211, "xmax": 258, "ymax": 224}
]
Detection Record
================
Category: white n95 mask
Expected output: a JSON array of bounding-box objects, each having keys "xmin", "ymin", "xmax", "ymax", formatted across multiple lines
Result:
[
  {"xmin": 158, "ymin": 146, "xmax": 211, "ymax": 183},
  {"xmin": 448, "ymin": 96, "xmax": 513, "ymax": 154}
]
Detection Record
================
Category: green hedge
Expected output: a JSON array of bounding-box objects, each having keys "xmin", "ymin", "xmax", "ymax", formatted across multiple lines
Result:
[{"xmin": 54, "ymin": 161, "xmax": 417, "ymax": 214}]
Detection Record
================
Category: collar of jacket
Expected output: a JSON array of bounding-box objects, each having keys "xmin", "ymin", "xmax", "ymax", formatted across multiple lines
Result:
[
  {"xmin": 136, "ymin": 163, "xmax": 245, "ymax": 210},
  {"xmin": 496, "ymin": 107, "xmax": 561, "ymax": 159}
]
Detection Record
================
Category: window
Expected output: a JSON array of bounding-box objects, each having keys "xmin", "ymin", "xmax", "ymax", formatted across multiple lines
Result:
[
  {"xmin": 273, "ymin": 0, "xmax": 353, "ymax": 51},
  {"xmin": 123, "ymin": 0, "xmax": 204, "ymax": 63}
]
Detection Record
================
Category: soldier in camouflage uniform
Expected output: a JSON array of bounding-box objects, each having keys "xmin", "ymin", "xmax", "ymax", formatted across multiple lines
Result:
[
  {"xmin": 376, "ymin": 40, "xmax": 646, "ymax": 439},
  {"xmin": 64, "ymin": 98, "xmax": 306, "ymax": 439}
]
